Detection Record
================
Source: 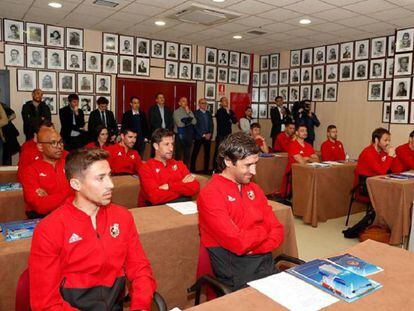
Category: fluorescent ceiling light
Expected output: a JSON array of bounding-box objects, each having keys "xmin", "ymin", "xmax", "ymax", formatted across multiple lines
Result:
[
  {"xmin": 299, "ymin": 18, "xmax": 311, "ymax": 25},
  {"xmin": 155, "ymin": 20, "xmax": 166, "ymax": 26},
  {"xmin": 233, "ymin": 35, "xmax": 242, "ymax": 39},
  {"xmin": 48, "ymin": 2, "xmax": 63, "ymax": 8},
  {"xmin": 213, "ymin": 0, "xmax": 226, "ymax": 2}
]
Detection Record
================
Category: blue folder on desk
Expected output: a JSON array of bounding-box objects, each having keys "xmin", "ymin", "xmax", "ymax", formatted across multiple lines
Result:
[
  {"xmin": 0, "ymin": 182, "xmax": 22, "ymax": 192},
  {"xmin": 0, "ymin": 219, "xmax": 41, "ymax": 241}
]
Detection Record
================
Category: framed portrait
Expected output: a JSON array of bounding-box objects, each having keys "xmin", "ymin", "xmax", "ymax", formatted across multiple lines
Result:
[
  {"xmin": 229, "ymin": 51, "xmax": 240, "ymax": 68},
  {"xmin": 252, "ymin": 72, "xmax": 259, "ymax": 87},
  {"xmin": 251, "ymin": 104, "xmax": 259, "ymax": 119},
  {"xmin": 103, "ymin": 54, "xmax": 118, "ymax": 74},
  {"xmin": 300, "ymin": 85, "xmax": 311, "ymax": 101},
  {"xmin": 95, "ymin": 74, "xmax": 111, "ymax": 94},
  {"xmin": 17, "ymin": 70, "xmax": 37, "ymax": 91},
  {"xmin": 205, "ymin": 47, "xmax": 217, "ymax": 65},
  {"xmin": 4, "ymin": 19, "xmax": 24, "ymax": 43},
  {"xmin": 382, "ymin": 102, "xmax": 391, "ymax": 123},
  {"xmin": 289, "ymin": 68, "xmax": 300, "ymax": 84},
  {"xmin": 179, "ymin": 63, "xmax": 191, "ymax": 80},
  {"xmin": 4, "ymin": 44, "xmax": 24, "ymax": 67},
  {"xmin": 388, "ymin": 35, "xmax": 395, "ymax": 57},
  {"xmin": 166, "ymin": 42, "xmax": 179, "ymax": 60},
  {"xmin": 205, "ymin": 66, "xmax": 217, "ymax": 82},
  {"xmin": 313, "ymin": 46, "xmax": 325, "ymax": 64},
  {"xmin": 46, "ymin": 25, "xmax": 64, "ymax": 47},
  {"xmin": 355, "ymin": 39, "xmax": 369, "ymax": 60},
  {"xmin": 289, "ymin": 86, "xmax": 299, "ymax": 102},
  {"xmin": 384, "ymin": 80, "xmax": 392, "ymax": 100},
  {"xmin": 326, "ymin": 64, "xmax": 338, "ymax": 82},
  {"xmin": 339, "ymin": 62, "xmax": 353, "ymax": 82},
  {"xmin": 47, "ymin": 48, "xmax": 65, "ymax": 70},
  {"xmin": 136, "ymin": 38, "xmax": 150, "ymax": 57},
  {"xmin": 394, "ymin": 53, "xmax": 412, "ymax": 76},
  {"xmin": 269, "ymin": 87, "xmax": 278, "ymax": 102},
  {"xmin": 260, "ymin": 55, "xmax": 269, "ymax": 71},
  {"xmin": 312, "ymin": 84, "xmax": 324, "ymax": 102},
  {"xmin": 217, "ymin": 67, "xmax": 228, "ymax": 83},
  {"xmin": 301, "ymin": 48, "xmax": 313, "ymax": 66},
  {"xmin": 165, "ymin": 61, "xmax": 178, "ymax": 79},
  {"xmin": 42, "ymin": 94, "xmax": 57, "ymax": 115},
  {"xmin": 192, "ymin": 64, "xmax": 204, "ymax": 81},
  {"xmin": 240, "ymin": 53, "xmax": 250, "ymax": 69},
  {"xmin": 58, "ymin": 72, "xmax": 75, "ymax": 93},
  {"xmin": 313, "ymin": 65, "xmax": 324, "ymax": 83},
  {"xmin": 136, "ymin": 57, "xmax": 150, "ymax": 76},
  {"xmin": 119, "ymin": 35, "xmax": 134, "ymax": 55},
  {"xmin": 391, "ymin": 101, "xmax": 409, "ymax": 124},
  {"xmin": 240, "ymin": 69, "xmax": 250, "ymax": 85},
  {"xmin": 79, "ymin": 95, "xmax": 94, "ymax": 115},
  {"xmin": 279, "ymin": 69, "xmax": 289, "ymax": 86},
  {"xmin": 229, "ymin": 69, "xmax": 239, "ymax": 84},
  {"xmin": 326, "ymin": 44, "xmax": 339, "ymax": 63},
  {"xmin": 205, "ymin": 83, "xmax": 216, "ymax": 100},
  {"xmin": 38, "ymin": 71, "xmax": 56, "ymax": 92},
  {"xmin": 259, "ymin": 104, "xmax": 267, "ymax": 119},
  {"xmin": 66, "ymin": 27, "xmax": 83, "ymax": 50},
  {"xmin": 151, "ymin": 40, "xmax": 165, "ymax": 59},
  {"xmin": 206, "ymin": 101, "xmax": 216, "ymax": 116},
  {"xmin": 367, "ymin": 81, "xmax": 383, "ymax": 101},
  {"xmin": 259, "ymin": 88, "xmax": 268, "ymax": 103},
  {"xmin": 300, "ymin": 67, "xmax": 312, "ymax": 84},
  {"xmin": 278, "ymin": 86, "xmax": 288, "ymax": 102},
  {"xmin": 77, "ymin": 73, "xmax": 94, "ymax": 94},
  {"xmin": 252, "ymin": 88, "xmax": 259, "ymax": 102},
  {"xmin": 66, "ymin": 50, "xmax": 83, "ymax": 71},
  {"xmin": 218, "ymin": 50, "xmax": 229, "ymax": 66},
  {"xmin": 59, "ymin": 94, "xmax": 70, "ymax": 109},
  {"xmin": 85, "ymin": 52, "xmax": 102, "ymax": 73},
  {"xmin": 370, "ymin": 59, "xmax": 385, "ymax": 79},
  {"xmin": 395, "ymin": 28, "xmax": 414, "ymax": 53},
  {"xmin": 354, "ymin": 60, "xmax": 368, "ymax": 80},
  {"xmin": 27, "ymin": 46, "xmax": 45, "ymax": 69},
  {"xmin": 410, "ymin": 102, "xmax": 414, "ymax": 124},
  {"xmin": 270, "ymin": 53, "xmax": 279, "ymax": 70},
  {"xmin": 180, "ymin": 44, "xmax": 192, "ymax": 62},
  {"xmin": 260, "ymin": 71, "xmax": 268, "ymax": 87},
  {"xmin": 324, "ymin": 83, "xmax": 338, "ymax": 102},
  {"xmin": 26, "ymin": 22, "xmax": 44, "ymax": 45},
  {"xmin": 392, "ymin": 77, "xmax": 411, "ymax": 100},
  {"xmin": 103, "ymin": 33, "xmax": 118, "ymax": 53},
  {"xmin": 340, "ymin": 42, "xmax": 354, "ymax": 62},
  {"xmin": 269, "ymin": 70, "xmax": 278, "ymax": 86},
  {"xmin": 371, "ymin": 37, "xmax": 387, "ymax": 59},
  {"xmin": 119, "ymin": 56, "xmax": 134, "ymax": 75},
  {"xmin": 386, "ymin": 58, "xmax": 394, "ymax": 79}
]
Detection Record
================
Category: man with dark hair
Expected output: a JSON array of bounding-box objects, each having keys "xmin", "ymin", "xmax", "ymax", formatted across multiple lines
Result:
[
  {"xmin": 273, "ymin": 121, "xmax": 295, "ymax": 152},
  {"xmin": 29, "ymin": 148, "xmax": 156, "ymax": 310},
  {"xmin": 138, "ymin": 128, "xmax": 200, "ymax": 206},
  {"xmin": 149, "ymin": 93, "xmax": 174, "ymax": 134},
  {"xmin": 392, "ymin": 130, "xmax": 414, "ymax": 173},
  {"xmin": 88, "ymin": 96, "xmax": 117, "ymax": 141},
  {"xmin": 250, "ymin": 123, "xmax": 268, "ymax": 153},
  {"xmin": 270, "ymin": 96, "xmax": 285, "ymax": 147},
  {"xmin": 197, "ymin": 132, "xmax": 284, "ymax": 291},
  {"xmin": 320, "ymin": 125, "xmax": 346, "ymax": 161},
  {"xmin": 59, "ymin": 93, "xmax": 86, "ymax": 151},
  {"xmin": 239, "ymin": 106, "xmax": 256, "ymax": 134},
  {"xmin": 107, "ymin": 128, "xmax": 142, "ymax": 175},
  {"xmin": 294, "ymin": 100, "xmax": 320, "ymax": 146}
]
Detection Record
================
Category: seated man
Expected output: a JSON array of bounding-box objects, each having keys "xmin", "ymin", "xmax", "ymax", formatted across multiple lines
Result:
[
  {"xmin": 273, "ymin": 121, "xmax": 295, "ymax": 152},
  {"xmin": 20, "ymin": 127, "xmax": 72, "ymax": 219},
  {"xmin": 250, "ymin": 122, "xmax": 269, "ymax": 153},
  {"xmin": 107, "ymin": 128, "xmax": 142, "ymax": 175},
  {"xmin": 391, "ymin": 130, "xmax": 414, "ymax": 173},
  {"xmin": 197, "ymin": 132, "xmax": 284, "ymax": 291},
  {"xmin": 138, "ymin": 128, "xmax": 200, "ymax": 206},
  {"xmin": 320, "ymin": 125, "xmax": 346, "ymax": 161},
  {"xmin": 29, "ymin": 148, "xmax": 156, "ymax": 310}
]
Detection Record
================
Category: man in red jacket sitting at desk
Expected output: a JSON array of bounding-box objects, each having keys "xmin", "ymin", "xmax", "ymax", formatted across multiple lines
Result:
[
  {"xmin": 391, "ymin": 130, "xmax": 414, "ymax": 173},
  {"xmin": 320, "ymin": 125, "xmax": 346, "ymax": 161},
  {"xmin": 273, "ymin": 121, "xmax": 295, "ymax": 152}
]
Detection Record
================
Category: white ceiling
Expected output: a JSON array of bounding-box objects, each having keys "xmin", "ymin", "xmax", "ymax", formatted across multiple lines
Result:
[{"xmin": 1, "ymin": 0, "xmax": 414, "ymax": 54}]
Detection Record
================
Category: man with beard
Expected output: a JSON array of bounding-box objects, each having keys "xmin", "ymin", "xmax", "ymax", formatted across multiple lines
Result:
[{"xmin": 320, "ymin": 125, "xmax": 346, "ymax": 161}]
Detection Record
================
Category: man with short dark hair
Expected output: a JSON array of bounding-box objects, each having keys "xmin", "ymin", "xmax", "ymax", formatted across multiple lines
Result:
[
  {"xmin": 273, "ymin": 121, "xmax": 295, "ymax": 152},
  {"xmin": 88, "ymin": 96, "xmax": 118, "ymax": 141},
  {"xmin": 197, "ymin": 132, "xmax": 284, "ymax": 291},
  {"xmin": 392, "ymin": 130, "xmax": 414, "ymax": 173},
  {"xmin": 320, "ymin": 125, "xmax": 346, "ymax": 161},
  {"xmin": 149, "ymin": 93, "xmax": 174, "ymax": 134},
  {"xmin": 239, "ymin": 106, "xmax": 256, "ymax": 134},
  {"xmin": 270, "ymin": 96, "xmax": 285, "ymax": 147},
  {"xmin": 59, "ymin": 93, "xmax": 86, "ymax": 150},
  {"xmin": 22, "ymin": 89, "xmax": 52, "ymax": 141},
  {"xmin": 138, "ymin": 128, "xmax": 200, "ymax": 206},
  {"xmin": 250, "ymin": 123, "xmax": 268, "ymax": 153},
  {"xmin": 29, "ymin": 148, "xmax": 156, "ymax": 310}
]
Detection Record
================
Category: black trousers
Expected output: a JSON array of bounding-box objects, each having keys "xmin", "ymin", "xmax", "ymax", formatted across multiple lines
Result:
[
  {"xmin": 190, "ymin": 138, "xmax": 211, "ymax": 172},
  {"xmin": 174, "ymin": 136, "xmax": 193, "ymax": 168}
]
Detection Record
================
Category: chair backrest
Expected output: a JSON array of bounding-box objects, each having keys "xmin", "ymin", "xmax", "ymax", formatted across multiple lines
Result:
[
  {"xmin": 195, "ymin": 242, "xmax": 216, "ymax": 301},
  {"xmin": 15, "ymin": 268, "xmax": 30, "ymax": 311}
]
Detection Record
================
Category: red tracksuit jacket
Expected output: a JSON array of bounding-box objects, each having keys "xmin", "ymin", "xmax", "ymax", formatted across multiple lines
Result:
[
  {"xmin": 138, "ymin": 158, "xmax": 200, "ymax": 206},
  {"xmin": 355, "ymin": 144, "xmax": 394, "ymax": 182},
  {"xmin": 391, "ymin": 143, "xmax": 414, "ymax": 173},
  {"xmin": 29, "ymin": 198, "xmax": 156, "ymax": 310},
  {"xmin": 18, "ymin": 140, "xmax": 42, "ymax": 181},
  {"xmin": 20, "ymin": 157, "xmax": 73, "ymax": 215},
  {"xmin": 197, "ymin": 174, "xmax": 284, "ymax": 256},
  {"xmin": 107, "ymin": 143, "xmax": 142, "ymax": 175},
  {"xmin": 273, "ymin": 132, "xmax": 292, "ymax": 152},
  {"xmin": 320, "ymin": 139, "xmax": 346, "ymax": 161}
]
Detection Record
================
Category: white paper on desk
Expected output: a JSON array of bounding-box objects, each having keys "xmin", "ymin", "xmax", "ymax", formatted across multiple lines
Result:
[
  {"xmin": 169, "ymin": 308, "xmax": 182, "ymax": 311},
  {"xmin": 322, "ymin": 161, "xmax": 344, "ymax": 166},
  {"xmin": 306, "ymin": 162, "xmax": 330, "ymax": 168},
  {"xmin": 0, "ymin": 165, "xmax": 18, "ymax": 171},
  {"xmin": 167, "ymin": 201, "xmax": 198, "ymax": 215},
  {"xmin": 248, "ymin": 272, "xmax": 338, "ymax": 311}
]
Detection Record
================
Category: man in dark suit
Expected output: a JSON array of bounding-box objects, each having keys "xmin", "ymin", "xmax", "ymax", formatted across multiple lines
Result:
[
  {"xmin": 88, "ymin": 96, "xmax": 118, "ymax": 142},
  {"xmin": 148, "ymin": 93, "xmax": 173, "ymax": 134},
  {"xmin": 21, "ymin": 89, "xmax": 52, "ymax": 141},
  {"xmin": 270, "ymin": 96, "xmax": 285, "ymax": 147},
  {"xmin": 121, "ymin": 96, "xmax": 149, "ymax": 157},
  {"xmin": 59, "ymin": 93, "xmax": 86, "ymax": 151}
]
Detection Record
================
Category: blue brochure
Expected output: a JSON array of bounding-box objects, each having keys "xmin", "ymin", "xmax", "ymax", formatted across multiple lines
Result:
[
  {"xmin": 0, "ymin": 219, "xmax": 41, "ymax": 241},
  {"xmin": 328, "ymin": 253, "xmax": 383, "ymax": 276},
  {"xmin": 0, "ymin": 182, "xmax": 22, "ymax": 192}
]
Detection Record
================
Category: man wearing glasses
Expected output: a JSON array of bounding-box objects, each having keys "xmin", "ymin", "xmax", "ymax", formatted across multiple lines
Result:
[{"xmin": 20, "ymin": 127, "xmax": 72, "ymax": 219}]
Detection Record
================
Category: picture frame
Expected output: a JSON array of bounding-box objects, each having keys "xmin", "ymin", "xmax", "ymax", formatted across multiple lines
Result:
[
  {"xmin": 301, "ymin": 48, "xmax": 313, "ymax": 66},
  {"xmin": 206, "ymin": 101, "xmax": 216, "ymax": 116},
  {"xmin": 58, "ymin": 72, "xmax": 75, "ymax": 93},
  {"xmin": 136, "ymin": 57, "xmax": 150, "ymax": 76},
  {"xmin": 4, "ymin": 19, "xmax": 24, "ymax": 43},
  {"xmin": 324, "ymin": 83, "xmax": 338, "ymax": 102},
  {"xmin": 326, "ymin": 64, "xmax": 338, "ymax": 82},
  {"xmin": 26, "ymin": 22, "xmax": 44, "ymax": 45},
  {"xmin": 340, "ymin": 42, "xmax": 354, "ymax": 62},
  {"xmin": 386, "ymin": 58, "xmax": 394, "ymax": 79},
  {"xmin": 251, "ymin": 104, "xmax": 259, "ymax": 119},
  {"xmin": 95, "ymin": 74, "xmax": 111, "ymax": 94},
  {"xmin": 354, "ymin": 60, "xmax": 368, "ymax": 80},
  {"xmin": 260, "ymin": 71, "xmax": 268, "ymax": 87},
  {"xmin": 395, "ymin": 28, "xmax": 414, "ymax": 53},
  {"xmin": 38, "ymin": 71, "xmax": 56, "ymax": 92},
  {"xmin": 165, "ymin": 61, "xmax": 178, "ymax": 79},
  {"xmin": 269, "ymin": 87, "xmax": 278, "ymax": 102},
  {"xmin": 367, "ymin": 81, "xmax": 383, "ymax": 101},
  {"xmin": 355, "ymin": 39, "xmax": 369, "ymax": 60},
  {"xmin": 382, "ymin": 102, "xmax": 391, "ymax": 123},
  {"xmin": 370, "ymin": 59, "xmax": 385, "ymax": 79},
  {"xmin": 43, "ymin": 94, "xmax": 57, "ymax": 115},
  {"xmin": 301, "ymin": 67, "xmax": 312, "ymax": 84},
  {"xmin": 180, "ymin": 44, "xmax": 192, "ymax": 62},
  {"xmin": 205, "ymin": 47, "xmax": 217, "ymax": 65},
  {"xmin": 66, "ymin": 50, "xmax": 83, "ymax": 71},
  {"xmin": 270, "ymin": 53, "xmax": 279, "ymax": 69},
  {"xmin": 136, "ymin": 38, "xmax": 150, "ymax": 57},
  {"xmin": 17, "ymin": 69, "xmax": 37, "ymax": 91},
  {"xmin": 240, "ymin": 53, "xmax": 250, "ymax": 69},
  {"xmin": 229, "ymin": 51, "xmax": 240, "ymax": 68},
  {"xmin": 289, "ymin": 86, "xmax": 299, "ymax": 102},
  {"xmin": 47, "ymin": 48, "xmax": 65, "ymax": 70},
  {"xmin": 260, "ymin": 55, "xmax": 269, "ymax": 71},
  {"xmin": 326, "ymin": 44, "xmax": 339, "ymax": 63},
  {"xmin": 166, "ymin": 42, "xmax": 179, "ymax": 60},
  {"xmin": 259, "ymin": 104, "xmax": 267, "ymax": 119},
  {"xmin": 151, "ymin": 40, "xmax": 165, "ymax": 59},
  {"xmin": 313, "ymin": 65, "xmax": 324, "ymax": 83},
  {"xmin": 392, "ymin": 77, "xmax": 411, "ymax": 100},
  {"xmin": 300, "ymin": 85, "xmax": 311, "ymax": 101},
  {"xmin": 394, "ymin": 53, "xmax": 412, "ymax": 76},
  {"xmin": 218, "ymin": 50, "xmax": 229, "ymax": 66},
  {"xmin": 217, "ymin": 67, "xmax": 228, "ymax": 83},
  {"xmin": 119, "ymin": 35, "xmax": 134, "ymax": 55},
  {"xmin": 278, "ymin": 86, "xmax": 288, "ymax": 102},
  {"xmin": 390, "ymin": 101, "xmax": 409, "ymax": 124},
  {"xmin": 339, "ymin": 62, "xmax": 353, "ymax": 82},
  {"xmin": 27, "ymin": 46, "xmax": 45, "ymax": 69},
  {"xmin": 66, "ymin": 27, "xmax": 83, "ymax": 50},
  {"xmin": 79, "ymin": 95, "xmax": 94, "ymax": 115},
  {"xmin": 103, "ymin": 54, "xmax": 118, "ymax": 74},
  {"xmin": 388, "ymin": 35, "xmax": 395, "ymax": 57},
  {"xmin": 205, "ymin": 83, "xmax": 216, "ymax": 100},
  {"xmin": 205, "ymin": 66, "xmax": 217, "ymax": 82},
  {"xmin": 259, "ymin": 88, "xmax": 268, "ymax": 103},
  {"xmin": 252, "ymin": 88, "xmax": 259, "ymax": 102},
  {"xmin": 384, "ymin": 80, "xmax": 392, "ymax": 100},
  {"xmin": 103, "ymin": 33, "xmax": 118, "ymax": 53},
  {"xmin": 4, "ymin": 44, "xmax": 24, "ymax": 67},
  {"xmin": 312, "ymin": 84, "xmax": 324, "ymax": 102},
  {"xmin": 240, "ymin": 69, "xmax": 249, "ymax": 85},
  {"xmin": 77, "ymin": 73, "xmax": 94, "ymax": 94},
  {"xmin": 410, "ymin": 102, "xmax": 414, "ymax": 124},
  {"xmin": 279, "ymin": 70, "xmax": 289, "ymax": 86},
  {"xmin": 252, "ymin": 72, "xmax": 259, "ymax": 87},
  {"xmin": 85, "ymin": 52, "xmax": 102, "ymax": 73},
  {"xmin": 229, "ymin": 69, "xmax": 239, "ymax": 84},
  {"xmin": 119, "ymin": 55, "xmax": 134, "ymax": 75},
  {"xmin": 46, "ymin": 25, "xmax": 64, "ymax": 47},
  {"xmin": 59, "ymin": 94, "xmax": 70, "ymax": 109},
  {"xmin": 290, "ymin": 50, "xmax": 300, "ymax": 67},
  {"xmin": 290, "ymin": 68, "xmax": 300, "ymax": 84},
  {"xmin": 179, "ymin": 63, "xmax": 192, "ymax": 80},
  {"xmin": 269, "ymin": 70, "xmax": 278, "ymax": 86},
  {"xmin": 192, "ymin": 64, "xmax": 204, "ymax": 81},
  {"xmin": 371, "ymin": 37, "xmax": 387, "ymax": 59},
  {"xmin": 313, "ymin": 46, "xmax": 325, "ymax": 64}
]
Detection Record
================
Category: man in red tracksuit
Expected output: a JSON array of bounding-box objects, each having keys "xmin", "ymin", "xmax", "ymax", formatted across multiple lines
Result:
[
  {"xmin": 391, "ymin": 130, "xmax": 414, "ymax": 173},
  {"xmin": 198, "ymin": 132, "xmax": 284, "ymax": 291},
  {"xmin": 20, "ymin": 127, "xmax": 72, "ymax": 218},
  {"xmin": 107, "ymin": 128, "xmax": 142, "ymax": 175},
  {"xmin": 320, "ymin": 125, "xmax": 346, "ymax": 161},
  {"xmin": 273, "ymin": 121, "xmax": 295, "ymax": 152},
  {"xmin": 29, "ymin": 148, "xmax": 156, "ymax": 310},
  {"xmin": 138, "ymin": 128, "xmax": 200, "ymax": 206}
]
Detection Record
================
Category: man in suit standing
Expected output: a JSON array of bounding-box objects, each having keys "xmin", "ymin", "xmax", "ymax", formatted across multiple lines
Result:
[
  {"xmin": 121, "ymin": 96, "xmax": 149, "ymax": 158},
  {"xmin": 88, "ymin": 96, "xmax": 117, "ymax": 142},
  {"xmin": 148, "ymin": 93, "xmax": 173, "ymax": 134},
  {"xmin": 270, "ymin": 96, "xmax": 285, "ymax": 147},
  {"xmin": 59, "ymin": 94, "xmax": 86, "ymax": 151}
]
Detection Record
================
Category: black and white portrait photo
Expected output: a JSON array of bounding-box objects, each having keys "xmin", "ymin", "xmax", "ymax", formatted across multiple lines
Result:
[
  {"xmin": 388, "ymin": 35, "xmax": 395, "ymax": 57},
  {"xmin": 260, "ymin": 71, "xmax": 268, "ymax": 87},
  {"xmin": 260, "ymin": 55, "xmax": 269, "ymax": 71},
  {"xmin": 119, "ymin": 56, "xmax": 134, "ymax": 74},
  {"xmin": 290, "ymin": 50, "xmax": 300, "ymax": 67},
  {"xmin": 391, "ymin": 102, "xmax": 409, "ymax": 124},
  {"xmin": 252, "ymin": 72, "xmax": 259, "ymax": 87},
  {"xmin": 326, "ymin": 64, "xmax": 338, "ymax": 82},
  {"xmin": 165, "ymin": 61, "xmax": 178, "ymax": 79},
  {"xmin": 103, "ymin": 33, "xmax": 118, "ymax": 53},
  {"xmin": 355, "ymin": 40, "xmax": 369, "ymax": 60},
  {"xmin": 59, "ymin": 72, "xmax": 75, "ymax": 93},
  {"xmin": 290, "ymin": 68, "xmax": 300, "ymax": 84},
  {"xmin": 270, "ymin": 53, "xmax": 279, "ymax": 70},
  {"xmin": 240, "ymin": 53, "xmax": 250, "ymax": 69},
  {"xmin": 229, "ymin": 51, "xmax": 240, "ymax": 68},
  {"xmin": 192, "ymin": 64, "xmax": 204, "ymax": 81},
  {"xmin": 39, "ymin": 71, "xmax": 56, "ymax": 92},
  {"xmin": 43, "ymin": 94, "xmax": 57, "ymax": 115},
  {"xmin": 179, "ymin": 63, "xmax": 191, "ymax": 80},
  {"xmin": 4, "ymin": 44, "xmax": 24, "ymax": 67},
  {"xmin": 394, "ymin": 53, "xmax": 412, "ymax": 76},
  {"xmin": 386, "ymin": 58, "xmax": 394, "ymax": 79},
  {"xmin": 136, "ymin": 38, "xmax": 150, "ymax": 57},
  {"xmin": 180, "ymin": 44, "xmax": 192, "ymax": 62},
  {"xmin": 205, "ymin": 66, "xmax": 217, "ymax": 82},
  {"xmin": 229, "ymin": 69, "xmax": 239, "ymax": 84},
  {"xmin": 368, "ymin": 81, "xmax": 383, "ymax": 101},
  {"xmin": 410, "ymin": 102, "xmax": 414, "ymax": 124},
  {"xmin": 301, "ymin": 68, "xmax": 312, "ymax": 84},
  {"xmin": 339, "ymin": 63, "xmax": 352, "ymax": 81},
  {"xmin": 218, "ymin": 67, "xmax": 228, "ymax": 83},
  {"xmin": 269, "ymin": 88, "xmax": 278, "ymax": 102},
  {"xmin": 17, "ymin": 70, "xmax": 36, "ymax": 91},
  {"xmin": 252, "ymin": 88, "xmax": 259, "ymax": 102},
  {"xmin": 269, "ymin": 70, "xmax": 278, "ymax": 86},
  {"xmin": 312, "ymin": 85, "xmax": 324, "ymax": 102},
  {"xmin": 205, "ymin": 47, "xmax": 217, "ymax": 65},
  {"xmin": 258, "ymin": 104, "xmax": 267, "ymax": 119},
  {"xmin": 396, "ymin": 29, "xmax": 414, "ymax": 53},
  {"xmin": 324, "ymin": 83, "xmax": 337, "ymax": 102},
  {"xmin": 151, "ymin": 40, "xmax": 165, "ymax": 59},
  {"xmin": 66, "ymin": 28, "xmax": 83, "ymax": 49},
  {"xmin": 95, "ymin": 75, "xmax": 111, "ymax": 94},
  {"xmin": 313, "ymin": 65, "xmax": 324, "ymax": 83},
  {"xmin": 371, "ymin": 37, "xmax": 386, "ymax": 58},
  {"xmin": 240, "ymin": 69, "xmax": 249, "ymax": 85},
  {"xmin": 301, "ymin": 48, "xmax": 312, "ymax": 66},
  {"xmin": 79, "ymin": 95, "xmax": 93, "ymax": 115},
  {"xmin": 279, "ymin": 70, "xmax": 289, "ymax": 86},
  {"xmin": 27, "ymin": 46, "xmax": 45, "ymax": 69},
  {"xmin": 300, "ymin": 85, "xmax": 311, "ymax": 101},
  {"xmin": 103, "ymin": 54, "xmax": 118, "ymax": 74},
  {"xmin": 289, "ymin": 86, "xmax": 299, "ymax": 102},
  {"xmin": 26, "ymin": 22, "xmax": 44, "ymax": 45},
  {"xmin": 206, "ymin": 101, "xmax": 216, "ymax": 116},
  {"xmin": 313, "ymin": 46, "xmax": 325, "ymax": 64},
  {"xmin": 251, "ymin": 104, "xmax": 259, "ymax": 119},
  {"xmin": 4, "ymin": 19, "xmax": 24, "ymax": 43},
  {"xmin": 392, "ymin": 77, "xmax": 411, "ymax": 100},
  {"xmin": 136, "ymin": 57, "xmax": 150, "ymax": 76},
  {"xmin": 46, "ymin": 25, "xmax": 64, "ymax": 47},
  {"xmin": 384, "ymin": 80, "xmax": 392, "ymax": 101},
  {"xmin": 119, "ymin": 35, "xmax": 134, "ymax": 55},
  {"xmin": 77, "ymin": 74, "xmax": 93, "ymax": 93},
  {"xmin": 354, "ymin": 61, "xmax": 368, "ymax": 80},
  {"xmin": 259, "ymin": 88, "xmax": 268, "ymax": 103},
  {"xmin": 382, "ymin": 102, "xmax": 391, "ymax": 123},
  {"xmin": 326, "ymin": 44, "xmax": 339, "ymax": 63},
  {"xmin": 47, "ymin": 49, "xmax": 65, "ymax": 70},
  {"xmin": 85, "ymin": 52, "xmax": 102, "ymax": 73},
  {"xmin": 166, "ymin": 42, "xmax": 179, "ymax": 60},
  {"xmin": 205, "ymin": 83, "xmax": 216, "ymax": 100},
  {"xmin": 66, "ymin": 50, "xmax": 83, "ymax": 71},
  {"xmin": 370, "ymin": 59, "xmax": 385, "ymax": 79},
  {"xmin": 279, "ymin": 87, "xmax": 288, "ymax": 102},
  {"xmin": 340, "ymin": 42, "xmax": 354, "ymax": 62}
]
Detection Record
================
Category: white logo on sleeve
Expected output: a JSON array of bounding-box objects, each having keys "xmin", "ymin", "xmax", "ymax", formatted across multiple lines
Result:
[
  {"xmin": 35, "ymin": 156, "xmax": 40, "ymax": 160},
  {"xmin": 227, "ymin": 195, "xmax": 236, "ymax": 202},
  {"xmin": 110, "ymin": 223, "xmax": 120, "ymax": 238},
  {"xmin": 381, "ymin": 156, "xmax": 386, "ymax": 162},
  {"xmin": 172, "ymin": 164, "xmax": 178, "ymax": 171},
  {"xmin": 130, "ymin": 154, "xmax": 135, "ymax": 159},
  {"xmin": 69, "ymin": 233, "xmax": 82, "ymax": 244},
  {"xmin": 39, "ymin": 173, "xmax": 47, "ymax": 177},
  {"xmin": 155, "ymin": 168, "xmax": 160, "ymax": 173},
  {"xmin": 117, "ymin": 152, "xmax": 122, "ymax": 156}
]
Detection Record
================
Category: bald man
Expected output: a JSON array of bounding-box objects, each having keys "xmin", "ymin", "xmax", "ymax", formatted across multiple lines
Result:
[{"xmin": 20, "ymin": 127, "xmax": 73, "ymax": 218}]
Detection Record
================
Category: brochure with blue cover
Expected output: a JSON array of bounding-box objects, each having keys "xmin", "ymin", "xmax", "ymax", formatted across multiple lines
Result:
[
  {"xmin": 287, "ymin": 259, "xmax": 382, "ymax": 302},
  {"xmin": 259, "ymin": 153, "xmax": 275, "ymax": 158},
  {"xmin": 0, "ymin": 182, "xmax": 22, "ymax": 192},
  {"xmin": 0, "ymin": 219, "xmax": 41, "ymax": 241},
  {"xmin": 328, "ymin": 253, "xmax": 383, "ymax": 277}
]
